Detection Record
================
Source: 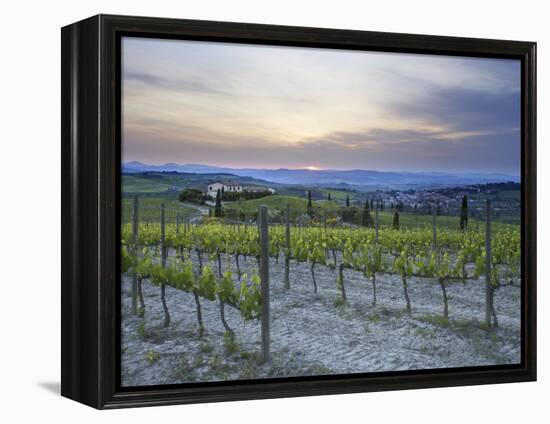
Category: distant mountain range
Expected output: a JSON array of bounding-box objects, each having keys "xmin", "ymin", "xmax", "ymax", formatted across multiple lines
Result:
[{"xmin": 123, "ymin": 161, "xmax": 519, "ymax": 190}]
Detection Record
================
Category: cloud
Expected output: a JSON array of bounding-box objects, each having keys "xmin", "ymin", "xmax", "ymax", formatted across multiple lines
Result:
[
  {"xmin": 388, "ymin": 86, "xmax": 521, "ymax": 134},
  {"xmin": 123, "ymin": 122, "xmax": 519, "ymax": 174},
  {"xmin": 301, "ymin": 129, "xmax": 520, "ymax": 174},
  {"xmin": 124, "ymin": 72, "xmax": 230, "ymax": 96},
  {"xmin": 121, "ymin": 37, "xmax": 521, "ymax": 174}
]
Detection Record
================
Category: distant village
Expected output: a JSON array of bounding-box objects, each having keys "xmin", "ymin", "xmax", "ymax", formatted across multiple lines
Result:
[{"xmin": 357, "ymin": 182, "xmax": 520, "ymax": 221}]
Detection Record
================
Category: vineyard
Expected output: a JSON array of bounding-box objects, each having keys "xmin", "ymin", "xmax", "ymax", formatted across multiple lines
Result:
[{"xmin": 120, "ymin": 199, "xmax": 521, "ymax": 386}]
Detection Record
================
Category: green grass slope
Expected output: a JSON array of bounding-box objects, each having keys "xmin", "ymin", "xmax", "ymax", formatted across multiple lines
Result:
[
  {"xmin": 224, "ymin": 195, "xmax": 340, "ymax": 214},
  {"xmin": 121, "ymin": 196, "xmax": 198, "ymax": 224},
  {"xmin": 123, "ymin": 175, "xmax": 172, "ymax": 194},
  {"xmin": 373, "ymin": 210, "xmax": 515, "ymax": 232}
]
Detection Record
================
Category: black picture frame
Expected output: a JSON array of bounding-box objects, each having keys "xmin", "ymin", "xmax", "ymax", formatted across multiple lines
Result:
[{"xmin": 61, "ymin": 14, "xmax": 537, "ymax": 409}]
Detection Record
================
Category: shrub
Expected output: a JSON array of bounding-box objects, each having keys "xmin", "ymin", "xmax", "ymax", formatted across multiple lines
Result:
[{"xmin": 178, "ymin": 188, "xmax": 205, "ymax": 204}]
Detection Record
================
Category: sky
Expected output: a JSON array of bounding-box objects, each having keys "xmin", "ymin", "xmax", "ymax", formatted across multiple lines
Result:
[{"xmin": 122, "ymin": 36, "xmax": 521, "ymax": 175}]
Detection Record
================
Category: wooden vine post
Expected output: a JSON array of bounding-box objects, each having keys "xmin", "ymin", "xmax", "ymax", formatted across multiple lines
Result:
[
  {"xmin": 161, "ymin": 204, "xmax": 166, "ymax": 267},
  {"xmin": 375, "ymin": 205, "xmax": 379, "ymax": 243},
  {"xmin": 284, "ymin": 204, "xmax": 291, "ymax": 289},
  {"xmin": 432, "ymin": 206, "xmax": 437, "ymax": 253},
  {"xmin": 259, "ymin": 205, "xmax": 270, "ymax": 363},
  {"xmin": 485, "ymin": 198, "xmax": 496, "ymax": 328},
  {"xmin": 160, "ymin": 203, "xmax": 170, "ymax": 327},
  {"xmin": 131, "ymin": 195, "xmax": 139, "ymax": 315}
]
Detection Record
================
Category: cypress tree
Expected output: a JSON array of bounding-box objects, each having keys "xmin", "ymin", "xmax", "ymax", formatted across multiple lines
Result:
[
  {"xmin": 328, "ymin": 192, "xmax": 332, "ymax": 201},
  {"xmin": 460, "ymin": 195, "xmax": 469, "ymax": 231},
  {"xmin": 214, "ymin": 188, "xmax": 223, "ymax": 217},
  {"xmin": 346, "ymin": 194, "xmax": 350, "ymax": 207},
  {"xmin": 307, "ymin": 190, "xmax": 314, "ymax": 217},
  {"xmin": 362, "ymin": 200, "xmax": 373, "ymax": 227},
  {"xmin": 393, "ymin": 209, "xmax": 400, "ymax": 230}
]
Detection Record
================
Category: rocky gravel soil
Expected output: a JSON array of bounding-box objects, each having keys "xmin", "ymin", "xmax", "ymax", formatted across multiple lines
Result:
[{"xmin": 121, "ymin": 252, "xmax": 521, "ymax": 387}]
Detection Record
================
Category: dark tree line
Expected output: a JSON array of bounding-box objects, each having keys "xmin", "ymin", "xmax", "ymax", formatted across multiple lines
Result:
[
  {"xmin": 178, "ymin": 188, "xmax": 207, "ymax": 204},
  {"xmin": 221, "ymin": 190, "xmax": 272, "ymax": 202}
]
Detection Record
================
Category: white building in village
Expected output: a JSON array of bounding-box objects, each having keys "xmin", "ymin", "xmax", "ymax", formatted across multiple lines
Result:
[{"xmin": 207, "ymin": 182, "xmax": 243, "ymax": 198}]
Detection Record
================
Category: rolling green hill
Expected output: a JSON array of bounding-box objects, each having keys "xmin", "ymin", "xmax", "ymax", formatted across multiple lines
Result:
[
  {"xmin": 122, "ymin": 175, "xmax": 173, "ymax": 194},
  {"xmin": 121, "ymin": 196, "xmax": 198, "ymax": 224},
  {"xmin": 223, "ymin": 195, "xmax": 340, "ymax": 214},
  {"xmin": 318, "ymin": 188, "xmax": 355, "ymax": 202},
  {"xmin": 223, "ymin": 195, "xmax": 515, "ymax": 231},
  {"xmin": 349, "ymin": 210, "xmax": 513, "ymax": 232},
  {"xmin": 123, "ymin": 171, "xmax": 278, "ymax": 193}
]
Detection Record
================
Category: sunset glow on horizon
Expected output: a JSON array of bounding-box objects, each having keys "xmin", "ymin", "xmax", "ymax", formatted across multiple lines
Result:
[{"xmin": 122, "ymin": 37, "xmax": 521, "ymax": 175}]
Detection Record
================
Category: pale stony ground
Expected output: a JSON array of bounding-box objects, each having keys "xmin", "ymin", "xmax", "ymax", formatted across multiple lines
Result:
[{"xmin": 121, "ymin": 252, "xmax": 521, "ymax": 387}]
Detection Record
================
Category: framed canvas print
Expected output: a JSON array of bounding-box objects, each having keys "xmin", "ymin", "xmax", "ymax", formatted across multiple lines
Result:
[{"xmin": 61, "ymin": 14, "xmax": 536, "ymax": 409}]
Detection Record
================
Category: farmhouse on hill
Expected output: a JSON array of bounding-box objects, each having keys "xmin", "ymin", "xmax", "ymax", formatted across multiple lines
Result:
[
  {"xmin": 205, "ymin": 181, "xmax": 277, "ymax": 199},
  {"xmin": 207, "ymin": 182, "xmax": 243, "ymax": 197}
]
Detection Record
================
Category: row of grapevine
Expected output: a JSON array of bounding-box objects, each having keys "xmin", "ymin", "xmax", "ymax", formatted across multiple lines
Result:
[
  {"xmin": 123, "ymin": 202, "xmax": 272, "ymax": 361},
  {"xmin": 122, "ymin": 199, "xmax": 520, "ymax": 361}
]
